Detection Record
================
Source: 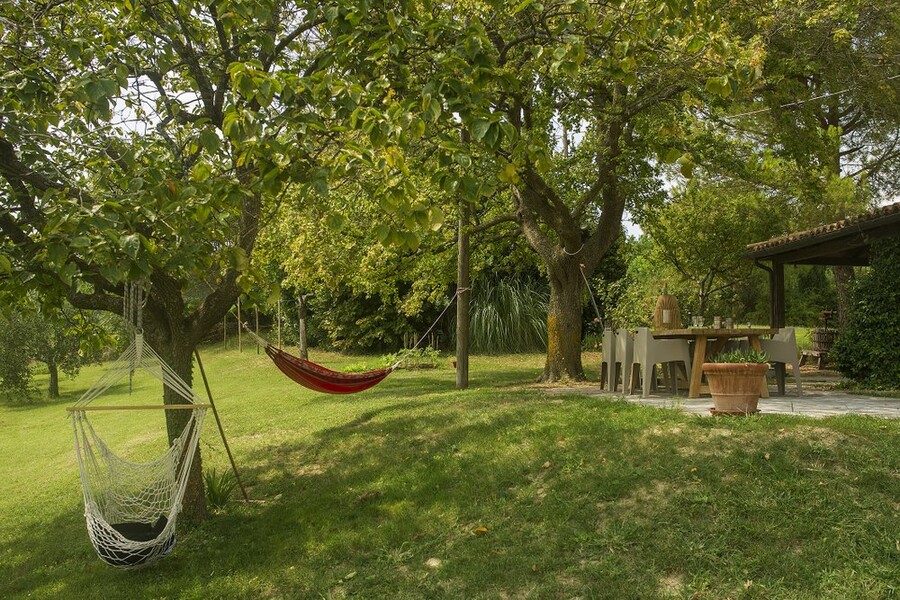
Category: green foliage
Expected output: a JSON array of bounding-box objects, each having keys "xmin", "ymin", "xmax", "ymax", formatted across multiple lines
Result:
[
  {"xmin": 832, "ymin": 239, "xmax": 900, "ymax": 388},
  {"xmin": 640, "ymin": 179, "xmax": 787, "ymax": 316},
  {"xmin": 0, "ymin": 308, "xmax": 106, "ymax": 403},
  {"xmin": 0, "ymin": 314, "xmax": 40, "ymax": 402},
  {"xmin": 468, "ymin": 278, "xmax": 548, "ymax": 353},
  {"xmin": 598, "ymin": 236, "xmax": 672, "ymax": 329},
  {"xmin": 203, "ymin": 468, "xmax": 237, "ymax": 510},
  {"xmin": 712, "ymin": 348, "xmax": 769, "ymax": 364},
  {"xmin": 344, "ymin": 347, "xmax": 442, "ymax": 372},
  {"xmin": 786, "ymin": 266, "xmax": 836, "ymax": 326},
  {"xmin": 384, "ymin": 347, "xmax": 441, "ymax": 370}
]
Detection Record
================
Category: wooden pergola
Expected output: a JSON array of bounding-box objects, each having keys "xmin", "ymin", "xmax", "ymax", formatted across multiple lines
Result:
[
  {"xmin": 746, "ymin": 201, "xmax": 900, "ymax": 329},
  {"xmin": 746, "ymin": 202, "xmax": 900, "ymax": 394}
]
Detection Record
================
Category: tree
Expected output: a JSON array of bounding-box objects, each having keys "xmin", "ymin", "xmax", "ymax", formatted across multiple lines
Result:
[
  {"xmin": 709, "ymin": 0, "xmax": 900, "ymax": 329},
  {"xmin": 350, "ymin": 0, "xmax": 760, "ymax": 380},
  {"xmin": 0, "ymin": 313, "xmax": 40, "ymax": 402},
  {"xmin": 0, "ymin": 0, "xmax": 391, "ymax": 518},
  {"xmin": 0, "ymin": 307, "xmax": 103, "ymax": 401},
  {"xmin": 641, "ymin": 179, "xmax": 786, "ymax": 316}
]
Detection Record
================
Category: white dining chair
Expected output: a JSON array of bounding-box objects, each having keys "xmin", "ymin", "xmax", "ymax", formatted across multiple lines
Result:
[
  {"xmin": 600, "ymin": 328, "xmax": 616, "ymax": 392},
  {"xmin": 759, "ymin": 327, "xmax": 802, "ymax": 396},
  {"xmin": 613, "ymin": 328, "xmax": 634, "ymax": 393},
  {"xmin": 629, "ymin": 327, "xmax": 692, "ymax": 398}
]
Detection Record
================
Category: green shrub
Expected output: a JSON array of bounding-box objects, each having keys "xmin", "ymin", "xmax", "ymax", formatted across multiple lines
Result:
[
  {"xmin": 382, "ymin": 346, "xmax": 441, "ymax": 370},
  {"xmin": 344, "ymin": 346, "xmax": 442, "ymax": 372},
  {"xmin": 832, "ymin": 238, "xmax": 900, "ymax": 388},
  {"xmin": 204, "ymin": 468, "xmax": 237, "ymax": 510}
]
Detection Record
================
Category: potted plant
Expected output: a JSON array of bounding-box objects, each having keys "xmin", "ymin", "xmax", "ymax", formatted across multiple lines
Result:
[{"xmin": 702, "ymin": 348, "xmax": 769, "ymax": 414}]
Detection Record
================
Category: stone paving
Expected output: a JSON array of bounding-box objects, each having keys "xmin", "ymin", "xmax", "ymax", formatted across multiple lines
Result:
[{"xmin": 548, "ymin": 381, "xmax": 900, "ymax": 419}]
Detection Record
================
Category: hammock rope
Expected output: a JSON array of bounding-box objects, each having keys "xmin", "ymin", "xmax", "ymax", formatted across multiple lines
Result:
[
  {"xmin": 240, "ymin": 288, "xmax": 467, "ymax": 394},
  {"xmin": 69, "ymin": 331, "xmax": 207, "ymax": 569}
]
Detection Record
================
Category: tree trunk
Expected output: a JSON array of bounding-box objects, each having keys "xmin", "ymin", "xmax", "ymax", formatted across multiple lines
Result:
[
  {"xmin": 47, "ymin": 359, "xmax": 59, "ymax": 399},
  {"xmin": 833, "ymin": 264, "xmax": 855, "ymax": 331},
  {"xmin": 146, "ymin": 325, "xmax": 207, "ymax": 522},
  {"xmin": 541, "ymin": 261, "xmax": 585, "ymax": 382},
  {"xmin": 297, "ymin": 295, "xmax": 309, "ymax": 360}
]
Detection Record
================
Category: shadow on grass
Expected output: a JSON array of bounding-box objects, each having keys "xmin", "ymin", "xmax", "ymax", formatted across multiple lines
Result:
[{"xmin": 4, "ymin": 379, "xmax": 899, "ymax": 599}]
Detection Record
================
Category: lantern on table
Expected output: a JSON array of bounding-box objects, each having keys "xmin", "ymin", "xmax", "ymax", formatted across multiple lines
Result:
[{"xmin": 653, "ymin": 286, "xmax": 681, "ymax": 329}]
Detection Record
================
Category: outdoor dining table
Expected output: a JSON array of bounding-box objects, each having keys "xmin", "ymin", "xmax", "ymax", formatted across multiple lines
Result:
[{"xmin": 652, "ymin": 328, "xmax": 779, "ymax": 399}]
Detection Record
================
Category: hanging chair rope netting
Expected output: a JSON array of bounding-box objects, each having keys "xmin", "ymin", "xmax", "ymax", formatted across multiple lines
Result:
[{"xmin": 69, "ymin": 334, "xmax": 207, "ymax": 568}]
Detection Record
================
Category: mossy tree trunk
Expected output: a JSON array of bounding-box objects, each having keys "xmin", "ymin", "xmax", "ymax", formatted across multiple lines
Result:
[
  {"xmin": 544, "ymin": 258, "xmax": 587, "ymax": 381},
  {"xmin": 144, "ymin": 305, "xmax": 207, "ymax": 523}
]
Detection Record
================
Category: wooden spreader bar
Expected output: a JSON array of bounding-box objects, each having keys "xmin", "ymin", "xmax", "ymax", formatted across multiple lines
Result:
[{"xmin": 67, "ymin": 404, "xmax": 210, "ymax": 412}]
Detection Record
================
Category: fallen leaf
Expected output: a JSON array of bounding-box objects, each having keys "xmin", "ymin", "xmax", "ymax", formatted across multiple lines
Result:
[
  {"xmin": 425, "ymin": 558, "xmax": 442, "ymax": 569},
  {"xmin": 543, "ymin": 461, "xmax": 552, "ymax": 469},
  {"xmin": 474, "ymin": 527, "xmax": 488, "ymax": 535}
]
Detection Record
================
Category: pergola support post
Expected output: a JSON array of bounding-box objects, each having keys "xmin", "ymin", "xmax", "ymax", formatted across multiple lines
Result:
[
  {"xmin": 771, "ymin": 261, "xmax": 786, "ymax": 395},
  {"xmin": 755, "ymin": 259, "xmax": 788, "ymax": 396}
]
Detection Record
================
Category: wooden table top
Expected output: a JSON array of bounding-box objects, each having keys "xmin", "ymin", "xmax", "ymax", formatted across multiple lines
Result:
[{"xmin": 652, "ymin": 327, "xmax": 778, "ymax": 339}]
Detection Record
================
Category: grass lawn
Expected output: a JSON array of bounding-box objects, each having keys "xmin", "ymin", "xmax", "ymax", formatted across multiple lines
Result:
[{"xmin": 1, "ymin": 346, "xmax": 898, "ymax": 599}]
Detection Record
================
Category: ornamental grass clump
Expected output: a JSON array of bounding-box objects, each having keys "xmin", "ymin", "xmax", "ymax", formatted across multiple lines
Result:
[
  {"xmin": 712, "ymin": 348, "xmax": 769, "ymax": 363},
  {"xmin": 204, "ymin": 468, "xmax": 237, "ymax": 510}
]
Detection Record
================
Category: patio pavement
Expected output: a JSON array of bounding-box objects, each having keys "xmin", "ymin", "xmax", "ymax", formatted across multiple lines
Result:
[{"xmin": 548, "ymin": 373, "xmax": 900, "ymax": 419}]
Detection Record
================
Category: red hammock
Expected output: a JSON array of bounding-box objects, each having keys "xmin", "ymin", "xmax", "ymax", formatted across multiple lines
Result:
[
  {"xmin": 245, "ymin": 288, "xmax": 465, "ymax": 394},
  {"xmin": 264, "ymin": 345, "xmax": 392, "ymax": 394}
]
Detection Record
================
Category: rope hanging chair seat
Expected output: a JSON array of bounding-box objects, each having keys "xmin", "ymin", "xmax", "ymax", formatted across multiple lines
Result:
[
  {"xmin": 70, "ymin": 334, "xmax": 207, "ymax": 569},
  {"xmin": 89, "ymin": 515, "xmax": 174, "ymax": 568}
]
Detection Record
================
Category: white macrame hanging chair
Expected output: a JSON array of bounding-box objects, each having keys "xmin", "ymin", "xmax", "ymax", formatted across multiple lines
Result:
[{"xmin": 69, "ymin": 333, "xmax": 208, "ymax": 569}]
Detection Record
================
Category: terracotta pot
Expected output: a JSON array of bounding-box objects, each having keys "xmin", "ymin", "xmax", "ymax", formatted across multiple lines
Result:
[{"xmin": 702, "ymin": 362, "xmax": 768, "ymax": 414}]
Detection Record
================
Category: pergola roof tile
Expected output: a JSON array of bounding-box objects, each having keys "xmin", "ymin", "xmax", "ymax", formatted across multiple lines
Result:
[{"xmin": 746, "ymin": 201, "xmax": 900, "ymax": 264}]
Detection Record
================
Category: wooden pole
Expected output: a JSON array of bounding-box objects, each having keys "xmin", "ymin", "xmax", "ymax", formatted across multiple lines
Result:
[
  {"xmin": 255, "ymin": 306, "xmax": 259, "ymax": 355},
  {"xmin": 277, "ymin": 297, "xmax": 282, "ymax": 349},
  {"xmin": 237, "ymin": 298, "xmax": 242, "ymax": 353},
  {"xmin": 297, "ymin": 294, "xmax": 310, "ymax": 360},
  {"xmin": 223, "ymin": 314, "xmax": 227, "ymax": 349},
  {"xmin": 194, "ymin": 349, "xmax": 250, "ymax": 503},
  {"xmin": 68, "ymin": 404, "xmax": 210, "ymax": 411},
  {"xmin": 456, "ymin": 145, "xmax": 471, "ymax": 389},
  {"xmin": 772, "ymin": 261, "xmax": 787, "ymax": 395}
]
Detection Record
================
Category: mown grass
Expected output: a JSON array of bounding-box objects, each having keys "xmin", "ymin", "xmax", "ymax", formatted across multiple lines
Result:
[{"xmin": 1, "ymin": 346, "xmax": 898, "ymax": 599}]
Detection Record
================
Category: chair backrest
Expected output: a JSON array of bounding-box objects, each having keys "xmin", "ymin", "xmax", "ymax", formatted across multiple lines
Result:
[
  {"xmin": 615, "ymin": 328, "xmax": 629, "ymax": 352},
  {"xmin": 603, "ymin": 329, "xmax": 616, "ymax": 363},
  {"xmin": 633, "ymin": 327, "xmax": 651, "ymax": 358},
  {"xmin": 615, "ymin": 328, "xmax": 634, "ymax": 363},
  {"xmin": 775, "ymin": 327, "xmax": 796, "ymax": 343}
]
